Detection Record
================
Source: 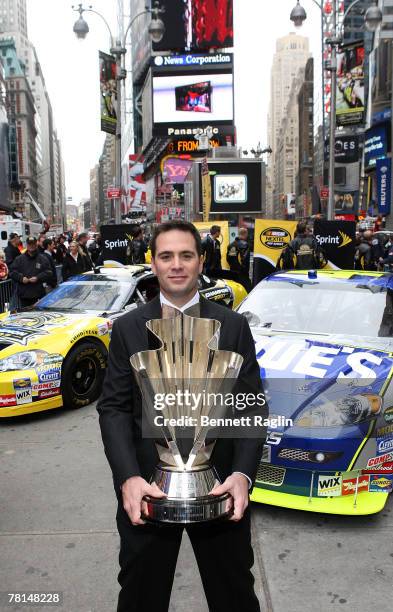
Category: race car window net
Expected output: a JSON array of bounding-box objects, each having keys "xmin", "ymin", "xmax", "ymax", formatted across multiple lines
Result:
[{"xmin": 238, "ymin": 283, "xmax": 393, "ymax": 338}]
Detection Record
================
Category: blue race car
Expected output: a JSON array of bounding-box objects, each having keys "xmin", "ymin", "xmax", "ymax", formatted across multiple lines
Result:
[{"xmin": 238, "ymin": 270, "xmax": 393, "ymax": 515}]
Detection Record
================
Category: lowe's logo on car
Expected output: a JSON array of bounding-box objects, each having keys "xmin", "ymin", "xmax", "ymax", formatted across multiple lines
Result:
[
  {"xmin": 104, "ymin": 239, "xmax": 128, "ymax": 250},
  {"xmin": 317, "ymin": 475, "xmax": 342, "ymax": 497},
  {"xmin": 377, "ymin": 438, "xmax": 393, "ymax": 454},
  {"xmin": 255, "ymin": 337, "xmax": 389, "ymax": 380}
]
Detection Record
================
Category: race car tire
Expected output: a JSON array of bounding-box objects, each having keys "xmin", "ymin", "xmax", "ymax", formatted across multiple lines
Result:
[{"xmin": 61, "ymin": 341, "xmax": 107, "ymax": 409}]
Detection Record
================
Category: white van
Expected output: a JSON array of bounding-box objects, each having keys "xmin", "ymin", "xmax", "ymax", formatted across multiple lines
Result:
[{"xmin": 0, "ymin": 214, "xmax": 42, "ymax": 250}]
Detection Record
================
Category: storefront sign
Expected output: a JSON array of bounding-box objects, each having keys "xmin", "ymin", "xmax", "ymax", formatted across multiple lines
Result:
[
  {"xmin": 314, "ymin": 219, "xmax": 356, "ymax": 270},
  {"xmin": 376, "ymin": 158, "xmax": 391, "ymax": 216}
]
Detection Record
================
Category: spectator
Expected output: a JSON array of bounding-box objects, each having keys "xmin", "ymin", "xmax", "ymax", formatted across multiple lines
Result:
[
  {"xmin": 277, "ymin": 221, "xmax": 326, "ymax": 270},
  {"xmin": 0, "ymin": 248, "xmax": 9, "ymax": 280},
  {"xmin": 226, "ymin": 227, "xmax": 252, "ymax": 292},
  {"xmin": 355, "ymin": 231, "xmax": 373, "ymax": 270},
  {"xmin": 55, "ymin": 234, "xmax": 67, "ymax": 264},
  {"xmin": 78, "ymin": 232, "xmax": 93, "ymax": 271},
  {"xmin": 201, "ymin": 225, "xmax": 222, "ymax": 276},
  {"xmin": 42, "ymin": 238, "xmax": 58, "ymax": 289},
  {"xmin": 126, "ymin": 227, "xmax": 147, "ymax": 265},
  {"xmin": 62, "ymin": 241, "xmax": 86, "ymax": 281},
  {"xmin": 374, "ymin": 215, "xmax": 384, "ymax": 232},
  {"xmin": 4, "ymin": 233, "xmax": 21, "ymax": 267},
  {"xmin": 10, "ymin": 237, "xmax": 52, "ymax": 308},
  {"xmin": 37, "ymin": 232, "xmax": 46, "ymax": 254}
]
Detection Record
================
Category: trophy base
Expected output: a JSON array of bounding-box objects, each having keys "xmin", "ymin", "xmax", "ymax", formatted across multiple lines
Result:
[{"xmin": 142, "ymin": 464, "xmax": 232, "ymax": 524}]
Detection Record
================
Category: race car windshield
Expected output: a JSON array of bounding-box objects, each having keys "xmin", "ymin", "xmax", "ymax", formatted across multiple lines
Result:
[
  {"xmin": 35, "ymin": 279, "xmax": 132, "ymax": 313},
  {"xmin": 238, "ymin": 282, "xmax": 393, "ymax": 337}
]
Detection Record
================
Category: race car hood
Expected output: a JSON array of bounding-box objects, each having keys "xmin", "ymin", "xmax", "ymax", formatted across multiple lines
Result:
[
  {"xmin": 0, "ymin": 310, "xmax": 107, "ymax": 357},
  {"xmin": 252, "ymin": 329, "xmax": 393, "ymax": 471}
]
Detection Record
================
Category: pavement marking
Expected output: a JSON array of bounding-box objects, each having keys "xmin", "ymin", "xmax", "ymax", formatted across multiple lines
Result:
[{"xmin": 251, "ymin": 514, "xmax": 274, "ymax": 612}]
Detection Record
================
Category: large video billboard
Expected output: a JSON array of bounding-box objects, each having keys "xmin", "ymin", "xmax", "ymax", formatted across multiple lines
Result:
[
  {"xmin": 152, "ymin": 52, "xmax": 234, "ymax": 137},
  {"xmin": 336, "ymin": 43, "xmax": 365, "ymax": 127},
  {"xmin": 153, "ymin": 0, "xmax": 233, "ymax": 52}
]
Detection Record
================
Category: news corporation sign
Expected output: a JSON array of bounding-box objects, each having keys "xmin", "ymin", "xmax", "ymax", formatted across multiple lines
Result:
[{"xmin": 153, "ymin": 53, "xmax": 232, "ymax": 69}]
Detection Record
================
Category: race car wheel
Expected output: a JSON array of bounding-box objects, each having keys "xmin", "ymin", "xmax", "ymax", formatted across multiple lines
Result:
[{"xmin": 61, "ymin": 342, "xmax": 107, "ymax": 409}]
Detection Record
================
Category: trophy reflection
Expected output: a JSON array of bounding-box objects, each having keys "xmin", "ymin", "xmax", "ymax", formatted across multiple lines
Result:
[{"xmin": 130, "ymin": 312, "xmax": 243, "ymax": 523}]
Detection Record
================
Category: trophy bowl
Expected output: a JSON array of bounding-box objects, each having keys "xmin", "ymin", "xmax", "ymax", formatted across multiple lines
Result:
[{"xmin": 130, "ymin": 311, "xmax": 243, "ymax": 524}]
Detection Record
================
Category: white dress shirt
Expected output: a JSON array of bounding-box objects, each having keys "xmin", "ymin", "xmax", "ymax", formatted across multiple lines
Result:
[{"xmin": 158, "ymin": 291, "xmax": 252, "ymax": 490}]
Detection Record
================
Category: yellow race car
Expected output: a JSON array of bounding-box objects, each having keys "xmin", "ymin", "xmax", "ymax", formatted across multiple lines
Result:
[{"xmin": 0, "ymin": 265, "xmax": 246, "ymax": 417}]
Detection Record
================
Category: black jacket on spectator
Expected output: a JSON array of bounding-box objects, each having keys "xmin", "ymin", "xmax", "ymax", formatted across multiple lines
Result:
[
  {"xmin": 55, "ymin": 243, "xmax": 67, "ymax": 264},
  {"xmin": 10, "ymin": 251, "xmax": 52, "ymax": 301},
  {"xmin": 43, "ymin": 251, "xmax": 58, "ymax": 288},
  {"xmin": 201, "ymin": 235, "xmax": 222, "ymax": 275},
  {"xmin": 4, "ymin": 242, "xmax": 21, "ymax": 267},
  {"xmin": 79, "ymin": 244, "xmax": 93, "ymax": 271},
  {"xmin": 62, "ymin": 252, "xmax": 86, "ymax": 281}
]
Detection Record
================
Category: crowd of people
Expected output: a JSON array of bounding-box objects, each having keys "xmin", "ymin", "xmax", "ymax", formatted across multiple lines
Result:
[
  {"xmin": 0, "ymin": 231, "xmax": 104, "ymax": 308},
  {"xmin": 1, "ymin": 218, "xmax": 392, "ymax": 310}
]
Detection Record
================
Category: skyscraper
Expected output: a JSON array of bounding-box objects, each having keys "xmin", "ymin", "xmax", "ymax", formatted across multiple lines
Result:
[{"xmin": 267, "ymin": 32, "xmax": 310, "ymax": 217}]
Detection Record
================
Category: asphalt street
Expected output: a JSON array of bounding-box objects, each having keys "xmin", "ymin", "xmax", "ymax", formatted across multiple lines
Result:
[{"xmin": 1, "ymin": 401, "xmax": 392, "ymax": 612}]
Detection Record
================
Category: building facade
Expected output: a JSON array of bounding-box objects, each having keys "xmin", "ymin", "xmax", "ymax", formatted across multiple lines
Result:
[
  {"xmin": 297, "ymin": 57, "xmax": 314, "ymax": 218},
  {"xmin": 267, "ymin": 32, "xmax": 310, "ymax": 217}
]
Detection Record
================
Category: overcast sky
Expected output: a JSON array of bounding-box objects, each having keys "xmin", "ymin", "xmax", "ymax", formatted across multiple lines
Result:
[{"xmin": 26, "ymin": 0, "xmax": 322, "ymax": 205}]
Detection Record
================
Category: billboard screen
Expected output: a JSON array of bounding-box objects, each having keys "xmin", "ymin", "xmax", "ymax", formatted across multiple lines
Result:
[
  {"xmin": 153, "ymin": 0, "xmax": 233, "ymax": 52},
  {"xmin": 364, "ymin": 124, "xmax": 388, "ymax": 169},
  {"xmin": 198, "ymin": 160, "xmax": 264, "ymax": 214},
  {"xmin": 99, "ymin": 51, "xmax": 117, "ymax": 135},
  {"xmin": 152, "ymin": 53, "xmax": 233, "ymax": 136},
  {"xmin": 336, "ymin": 43, "xmax": 365, "ymax": 126}
]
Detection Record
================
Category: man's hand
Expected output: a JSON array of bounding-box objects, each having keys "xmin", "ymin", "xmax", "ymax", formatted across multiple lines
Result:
[
  {"xmin": 209, "ymin": 473, "xmax": 249, "ymax": 522},
  {"xmin": 22, "ymin": 277, "xmax": 29, "ymax": 284},
  {"xmin": 30, "ymin": 276, "xmax": 38, "ymax": 283},
  {"xmin": 121, "ymin": 476, "xmax": 166, "ymax": 526}
]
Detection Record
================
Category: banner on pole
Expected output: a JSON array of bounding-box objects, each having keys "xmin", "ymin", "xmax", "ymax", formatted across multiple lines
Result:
[{"xmin": 99, "ymin": 51, "xmax": 117, "ymax": 135}]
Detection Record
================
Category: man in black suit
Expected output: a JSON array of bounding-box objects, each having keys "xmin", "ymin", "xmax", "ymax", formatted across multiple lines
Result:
[{"xmin": 97, "ymin": 220, "xmax": 267, "ymax": 612}]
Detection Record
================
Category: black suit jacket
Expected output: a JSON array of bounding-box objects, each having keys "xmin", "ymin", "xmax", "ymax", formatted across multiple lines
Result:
[{"xmin": 97, "ymin": 296, "xmax": 267, "ymax": 494}]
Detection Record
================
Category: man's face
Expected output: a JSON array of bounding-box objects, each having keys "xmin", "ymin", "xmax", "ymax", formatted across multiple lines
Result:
[
  {"xmin": 11, "ymin": 236, "xmax": 19, "ymax": 247},
  {"xmin": 151, "ymin": 230, "xmax": 203, "ymax": 300},
  {"xmin": 213, "ymin": 229, "xmax": 220, "ymax": 239},
  {"xmin": 26, "ymin": 242, "xmax": 37, "ymax": 255},
  {"xmin": 79, "ymin": 236, "xmax": 87, "ymax": 246},
  {"xmin": 48, "ymin": 241, "xmax": 55, "ymax": 252}
]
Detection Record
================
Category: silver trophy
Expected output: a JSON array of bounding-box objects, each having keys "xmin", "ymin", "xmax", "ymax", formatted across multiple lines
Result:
[{"xmin": 130, "ymin": 311, "xmax": 243, "ymax": 524}]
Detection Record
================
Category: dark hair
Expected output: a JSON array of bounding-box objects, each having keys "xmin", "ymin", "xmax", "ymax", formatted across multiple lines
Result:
[
  {"xmin": 78, "ymin": 232, "xmax": 88, "ymax": 240},
  {"xmin": 150, "ymin": 220, "xmax": 202, "ymax": 257},
  {"xmin": 296, "ymin": 221, "xmax": 307, "ymax": 235},
  {"xmin": 43, "ymin": 238, "xmax": 53, "ymax": 250},
  {"xmin": 210, "ymin": 225, "xmax": 221, "ymax": 235}
]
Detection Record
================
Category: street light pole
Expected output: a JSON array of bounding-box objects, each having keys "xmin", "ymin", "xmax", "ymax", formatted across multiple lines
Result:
[
  {"xmin": 72, "ymin": 3, "xmax": 165, "ymax": 225},
  {"xmin": 327, "ymin": 0, "xmax": 337, "ymax": 221}
]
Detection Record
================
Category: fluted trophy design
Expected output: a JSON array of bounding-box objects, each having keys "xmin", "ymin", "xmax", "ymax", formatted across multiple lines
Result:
[{"xmin": 130, "ymin": 310, "xmax": 243, "ymax": 523}]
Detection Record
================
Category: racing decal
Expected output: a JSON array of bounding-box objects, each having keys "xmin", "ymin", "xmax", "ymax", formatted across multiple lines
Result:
[
  {"xmin": 366, "ymin": 452, "xmax": 393, "ymax": 469},
  {"xmin": 32, "ymin": 381, "xmax": 61, "ymax": 393},
  {"xmin": 383, "ymin": 406, "xmax": 393, "ymax": 423},
  {"xmin": 255, "ymin": 337, "xmax": 391, "ymax": 381},
  {"xmin": 97, "ymin": 323, "xmax": 109, "ymax": 336},
  {"xmin": 376, "ymin": 424, "xmax": 393, "ymax": 437},
  {"xmin": 362, "ymin": 461, "xmax": 393, "ymax": 475},
  {"xmin": 37, "ymin": 389, "xmax": 60, "ymax": 399},
  {"xmin": 0, "ymin": 394, "xmax": 17, "ymax": 407},
  {"xmin": 377, "ymin": 436, "xmax": 393, "ymax": 455},
  {"xmin": 341, "ymin": 474, "xmax": 369, "ymax": 495},
  {"xmin": 13, "ymin": 378, "xmax": 31, "ymax": 390},
  {"xmin": 202, "ymin": 287, "xmax": 231, "ymax": 301},
  {"xmin": 42, "ymin": 354, "xmax": 64, "ymax": 366},
  {"xmin": 265, "ymin": 431, "xmax": 283, "ymax": 446},
  {"xmin": 70, "ymin": 329, "xmax": 99, "ymax": 344},
  {"xmin": 15, "ymin": 387, "xmax": 32, "ymax": 405},
  {"xmin": 36, "ymin": 361, "xmax": 62, "ymax": 373},
  {"xmin": 0, "ymin": 328, "xmax": 48, "ymax": 345},
  {"xmin": 38, "ymin": 369, "xmax": 61, "ymax": 384},
  {"xmin": 368, "ymin": 475, "xmax": 393, "ymax": 493},
  {"xmin": 1, "ymin": 313, "xmax": 68, "ymax": 329},
  {"xmin": 317, "ymin": 475, "xmax": 342, "ymax": 497}
]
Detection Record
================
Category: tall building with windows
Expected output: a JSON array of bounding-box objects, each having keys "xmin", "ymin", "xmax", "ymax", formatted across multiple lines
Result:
[{"xmin": 267, "ymin": 33, "xmax": 310, "ymax": 217}]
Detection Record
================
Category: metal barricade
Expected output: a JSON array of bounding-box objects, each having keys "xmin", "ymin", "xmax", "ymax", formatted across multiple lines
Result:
[{"xmin": 0, "ymin": 278, "xmax": 14, "ymax": 313}]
